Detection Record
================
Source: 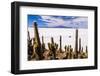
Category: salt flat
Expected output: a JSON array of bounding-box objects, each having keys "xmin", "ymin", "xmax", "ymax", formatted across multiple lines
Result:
[{"xmin": 28, "ymin": 28, "xmax": 88, "ymax": 51}]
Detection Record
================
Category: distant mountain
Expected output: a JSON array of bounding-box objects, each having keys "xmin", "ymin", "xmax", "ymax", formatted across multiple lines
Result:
[
  {"xmin": 29, "ymin": 25, "xmax": 73, "ymax": 28},
  {"xmin": 52, "ymin": 25, "xmax": 73, "ymax": 28}
]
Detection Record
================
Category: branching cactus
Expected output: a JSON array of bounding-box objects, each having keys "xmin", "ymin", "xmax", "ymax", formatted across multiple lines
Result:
[{"xmin": 47, "ymin": 37, "xmax": 58, "ymax": 59}]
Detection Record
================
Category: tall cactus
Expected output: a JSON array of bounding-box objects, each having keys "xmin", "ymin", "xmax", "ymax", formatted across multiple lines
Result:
[
  {"xmin": 86, "ymin": 46, "xmax": 88, "ymax": 53},
  {"xmin": 79, "ymin": 38, "xmax": 81, "ymax": 53},
  {"xmin": 85, "ymin": 45, "xmax": 88, "ymax": 58},
  {"xmin": 41, "ymin": 36, "xmax": 45, "ymax": 53},
  {"xmin": 27, "ymin": 31, "xmax": 33, "ymax": 60},
  {"xmin": 59, "ymin": 36, "xmax": 62, "ymax": 52},
  {"xmin": 74, "ymin": 29, "xmax": 78, "ymax": 58},
  {"xmin": 33, "ymin": 22, "xmax": 43, "ymax": 60}
]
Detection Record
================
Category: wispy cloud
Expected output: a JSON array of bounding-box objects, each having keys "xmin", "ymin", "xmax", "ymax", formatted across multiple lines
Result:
[
  {"xmin": 28, "ymin": 15, "xmax": 88, "ymax": 28},
  {"xmin": 40, "ymin": 16, "xmax": 88, "ymax": 28},
  {"xmin": 41, "ymin": 16, "xmax": 66, "ymax": 27}
]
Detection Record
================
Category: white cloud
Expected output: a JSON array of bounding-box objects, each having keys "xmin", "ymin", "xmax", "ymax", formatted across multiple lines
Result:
[
  {"xmin": 72, "ymin": 17, "xmax": 88, "ymax": 22},
  {"xmin": 41, "ymin": 16, "xmax": 66, "ymax": 27},
  {"xmin": 40, "ymin": 16, "xmax": 88, "ymax": 28},
  {"xmin": 70, "ymin": 17, "xmax": 88, "ymax": 28}
]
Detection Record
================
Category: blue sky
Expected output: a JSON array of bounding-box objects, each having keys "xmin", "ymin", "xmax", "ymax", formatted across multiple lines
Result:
[{"xmin": 28, "ymin": 15, "xmax": 88, "ymax": 28}]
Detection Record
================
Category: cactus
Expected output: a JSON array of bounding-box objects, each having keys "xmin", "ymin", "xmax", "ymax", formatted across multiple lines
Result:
[
  {"xmin": 85, "ymin": 45, "xmax": 88, "ymax": 58},
  {"xmin": 59, "ymin": 36, "xmax": 62, "ymax": 52},
  {"xmin": 74, "ymin": 29, "xmax": 78, "ymax": 58},
  {"xmin": 27, "ymin": 31, "xmax": 33, "ymax": 60},
  {"xmin": 64, "ymin": 45, "xmax": 67, "ymax": 51},
  {"xmin": 33, "ymin": 22, "xmax": 43, "ymax": 60},
  {"xmin": 79, "ymin": 38, "xmax": 81, "ymax": 53},
  {"xmin": 47, "ymin": 37, "xmax": 58, "ymax": 59},
  {"xmin": 86, "ymin": 46, "xmax": 88, "ymax": 53},
  {"xmin": 41, "ymin": 36, "xmax": 45, "ymax": 53}
]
